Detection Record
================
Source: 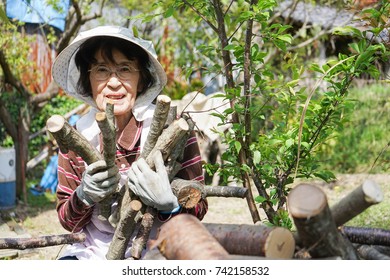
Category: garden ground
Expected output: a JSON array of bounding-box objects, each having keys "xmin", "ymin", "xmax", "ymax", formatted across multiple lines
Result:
[{"xmin": 1, "ymin": 173, "xmax": 389, "ymax": 260}]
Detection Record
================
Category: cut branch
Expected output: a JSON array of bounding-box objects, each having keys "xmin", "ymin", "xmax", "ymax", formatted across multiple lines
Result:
[
  {"xmin": 145, "ymin": 118, "xmax": 189, "ymax": 169},
  {"xmin": 204, "ymin": 185, "xmax": 248, "ymax": 198},
  {"xmin": 140, "ymin": 95, "xmax": 171, "ymax": 159},
  {"xmin": 96, "ymin": 101, "xmax": 116, "ymax": 167},
  {"xmin": 288, "ymin": 183, "xmax": 359, "ymax": 259},
  {"xmin": 355, "ymin": 244, "xmax": 390, "ymax": 260},
  {"xmin": 130, "ymin": 206, "xmax": 157, "ymax": 260},
  {"xmin": 171, "ymin": 178, "xmax": 248, "ymax": 209},
  {"xmin": 340, "ymin": 226, "xmax": 390, "ymax": 246},
  {"xmin": 0, "ymin": 233, "xmax": 85, "ymax": 250},
  {"xmin": 331, "ymin": 179, "xmax": 383, "ymax": 226},
  {"xmin": 95, "ymin": 101, "xmax": 116, "ymax": 222},
  {"xmin": 203, "ymin": 223, "xmax": 295, "ymax": 259},
  {"xmin": 107, "ymin": 97, "xmax": 179, "ymax": 260},
  {"xmin": 105, "ymin": 199, "xmax": 143, "ymax": 260},
  {"xmin": 149, "ymin": 214, "xmax": 229, "ymax": 260},
  {"xmin": 46, "ymin": 115, "xmax": 102, "ymax": 164}
]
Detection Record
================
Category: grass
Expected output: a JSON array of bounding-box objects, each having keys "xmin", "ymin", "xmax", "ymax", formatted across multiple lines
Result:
[
  {"xmin": 318, "ymin": 82, "xmax": 390, "ymax": 174},
  {"xmin": 321, "ymin": 174, "xmax": 390, "ymax": 229}
]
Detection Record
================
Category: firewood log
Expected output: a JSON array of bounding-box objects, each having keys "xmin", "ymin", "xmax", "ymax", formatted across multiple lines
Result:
[
  {"xmin": 331, "ymin": 179, "xmax": 383, "ymax": 226},
  {"xmin": 0, "ymin": 233, "xmax": 85, "ymax": 250},
  {"xmin": 171, "ymin": 178, "xmax": 248, "ymax": 209},
  {"xmin": 354, "ymin": 244, "xmax": 390, "ymax": 260},
  {"xmin": 203, "ymin": 223, "xmax": 295, "ymax": 259},
  {"xmin": 95, "ymin": 101, "xmax": 116, "ymax": 222},
  {"xmin": 129, "ymin": 206, "xmax": 157, "ymax": 260},
  {"xmin": 149, "ymin": 214, "xmax": 229, "ymax": 259},
  {"xmin": 140, "ymin": 95, "xmax": 172, "ymax": 159},
  {"xmin": 370, "ymin": 245, "xmax": 390, "ymax": 257},
  {"xmin": 288, "ymin": 183, "xmax": 359, "ymax": 259},
  {"xmin": 340, "ymin": 226, "xmax": 390, "ymax": 246},
  {"xmin": 46, "ymin": 115, "xmax": 102, "ymax": 164},
  {"xmin": 105, "ymin": 198, "xmax": 143, "ymax": 260},
  {"xmin": 107, "ymin": 95, "xmax": 192, "ymax": 260}
]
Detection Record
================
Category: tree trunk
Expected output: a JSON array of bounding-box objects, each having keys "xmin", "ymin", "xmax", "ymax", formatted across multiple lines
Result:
[{"xmin": 15, "ymin": 108, "xmax": 30, "ymax": 204}]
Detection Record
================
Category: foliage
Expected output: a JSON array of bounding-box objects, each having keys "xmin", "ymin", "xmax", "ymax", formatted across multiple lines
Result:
[
  {"xmin": 317, "ymin": 83, "xmax": 390, "ymax": 173},
  {"xmin": 134, "ymin": 0, "xmax": 389, "ymax": 227},
  {"xmin": 29, "ymin": 95, "xmax": 83, "ymax": 158},
  {"xmin": 0, "ymin": 0, "xmax": 109, "ymax": 203}
]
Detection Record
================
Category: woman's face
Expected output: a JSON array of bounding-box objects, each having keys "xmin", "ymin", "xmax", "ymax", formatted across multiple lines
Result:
[{"xmin": 90, "ymin": 48, "xmax": 143, "ymax": 120}]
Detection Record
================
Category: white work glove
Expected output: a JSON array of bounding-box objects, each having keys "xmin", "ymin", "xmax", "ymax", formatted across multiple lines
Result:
[
  {"xmin": 76, "ymin": 160, "xmax": 120, "ymax": 206},
  {"xmin": 127, "ymin": 151, "xmax": 179, "ymax": 212}
]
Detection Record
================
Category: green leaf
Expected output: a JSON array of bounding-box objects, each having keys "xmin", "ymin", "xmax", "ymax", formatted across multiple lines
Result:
[
  {"xmin": 234, "ymin": 141, "xmax": 242, "ymax": 153},
  {"xmin": 253, "ymin": 150, "xmax": 261, "ymax": 165},
  {"xmin": 285, "ymin": 138, "xmax": 294, "ymax": 148},
  {"xmin": 333, "ymin": 26, "xmax": 362, "ymax": 38},
  {"xmin": 164, "ymin": 7, "xmax": 175, "ymax": 18},
  {"xmin": 255, "ymin": 195, "xmax": 267, "ymax": 203},
  {"xmin": 277, "ymin": 34, "xmax": 292, "ymax": 44},
  {"xmin": 314, "ymin": 170, "xmax": 336, "ymax": 183}
]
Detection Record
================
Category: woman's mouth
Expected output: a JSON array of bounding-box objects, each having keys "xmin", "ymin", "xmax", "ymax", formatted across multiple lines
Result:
[{"xmin": 106, "ymin": 94, "xmax": 126, "ymax": 100}]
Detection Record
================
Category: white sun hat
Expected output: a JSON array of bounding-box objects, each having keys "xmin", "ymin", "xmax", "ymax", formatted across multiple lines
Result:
[{"xmin": 52, "ymin": 25, "xmax": 167, "ymax": 121}]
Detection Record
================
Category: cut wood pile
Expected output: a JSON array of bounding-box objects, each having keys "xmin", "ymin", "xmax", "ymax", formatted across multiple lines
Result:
[{"xmin": 1, "ymin": 95, "xmax": 389, "ymax": 260}]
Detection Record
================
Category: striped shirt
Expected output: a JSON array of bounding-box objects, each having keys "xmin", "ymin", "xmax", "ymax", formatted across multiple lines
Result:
[{"xmin": 56, "ymin": 115, "xmax": 208, "ymax": 234}]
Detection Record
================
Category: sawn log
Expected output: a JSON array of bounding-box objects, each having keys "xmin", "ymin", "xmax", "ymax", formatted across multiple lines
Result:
[
  {"xmin": 149, "ymin": 214, "xmax": 230, "ymax": 259},
  {"xmin": 288, "ymin": 183, "xmax": 359, "ymax": 259},
  {"xmin": 0, "ymin": 233, "xmax": 86, "ymax": 250}
]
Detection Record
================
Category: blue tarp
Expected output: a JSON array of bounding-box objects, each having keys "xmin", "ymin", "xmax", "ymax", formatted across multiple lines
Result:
[{"xmin": 6, "ymin": 0, "xmax": 70, "ymax": 31}]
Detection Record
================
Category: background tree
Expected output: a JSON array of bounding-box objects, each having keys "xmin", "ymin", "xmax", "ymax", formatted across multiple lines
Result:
[
  {"xmin": 0, "ymin": 0, "xmax": 107, "ymax": 203},
  {"xmin": 133, "ymin": 0, "xmax": 389, "ymax": 226}
]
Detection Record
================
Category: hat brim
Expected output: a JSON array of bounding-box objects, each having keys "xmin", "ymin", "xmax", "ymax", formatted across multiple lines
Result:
[{"xmin": 52, "ymin": 26, "xmax": 167, "ymax": 121}]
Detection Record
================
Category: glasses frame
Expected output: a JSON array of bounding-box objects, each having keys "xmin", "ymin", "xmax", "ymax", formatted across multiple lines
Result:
[{"xmin": 88, "ymin": 64, "xmax": 140, "ymax": 81}]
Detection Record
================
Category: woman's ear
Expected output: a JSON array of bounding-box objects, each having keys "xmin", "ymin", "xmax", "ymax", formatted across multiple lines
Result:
[{"xmin": 137, "ymin": 79, "xmax": 145, "ymax": 94}]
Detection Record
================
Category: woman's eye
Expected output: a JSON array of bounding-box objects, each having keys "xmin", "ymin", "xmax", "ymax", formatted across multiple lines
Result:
[
  {"xmin": 119, "ymin": 66, "xmax": 132, "ymax": 73},
  {"xmin": 96, "ymin": 66, "xmax": 110, "ymax": 73}
]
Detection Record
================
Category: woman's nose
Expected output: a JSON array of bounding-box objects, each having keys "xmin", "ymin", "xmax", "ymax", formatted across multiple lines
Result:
[{"xmin": 107, "ymin": 74, "xmax": 121, "ymax": 88}]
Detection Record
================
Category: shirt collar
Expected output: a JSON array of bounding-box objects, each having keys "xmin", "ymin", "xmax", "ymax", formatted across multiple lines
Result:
[{"xmin": 116, "ymin": 117, "xmax": 143, "ymax": 151}]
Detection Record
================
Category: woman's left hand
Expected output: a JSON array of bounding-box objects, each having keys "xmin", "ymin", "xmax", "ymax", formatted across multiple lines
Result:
[{"xmin": 127, "ymin": 150, "xmax": 179, "ymax": 212}]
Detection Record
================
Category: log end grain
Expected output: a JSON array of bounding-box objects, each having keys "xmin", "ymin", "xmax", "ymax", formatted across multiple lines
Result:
[
  {"xmin": 264, "ymin": 227, "xmax": 296, "ymax": 259},
  {"xmin": 46, "ymin": 115, "xmax": 66, "ymax": 133},
  {"xmin": 178, "ymin": 186, "xmax": 202, "ymax": 209},
  {"xmin": 157, "ymin": 94, "xmax": 172, "ymax": 104},
  {"xmin": 95, "ymin": 111, "xmax": 106, "ymax": 122},
  {"xmin": 130, "ymin": 200, "xmax": 143, "ymax": 212},
  {"xmin": 362, "ymin": 179, "xmax": 383, "ymax": 204},
  {"xmin": 288, "ymin": 183, "xmax": 327, "ymax": 218},
  {"xmin": 175, "ymin": 118, "xmax": 190, "ymax": 132}
]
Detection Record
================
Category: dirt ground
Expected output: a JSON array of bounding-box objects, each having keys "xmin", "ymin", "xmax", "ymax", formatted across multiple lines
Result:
[{"xmin": 1, "ymin": 173, "xmax": 389, "ymax": 260}]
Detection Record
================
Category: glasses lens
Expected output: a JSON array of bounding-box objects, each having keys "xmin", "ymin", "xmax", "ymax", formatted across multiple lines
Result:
[
  {"xmin": 116, "ymin": 65, "xmax": 139, "ymax": 79},
  {"xmin": 92, "ymin": 65, "xmax": 111, "ymax": 80}
]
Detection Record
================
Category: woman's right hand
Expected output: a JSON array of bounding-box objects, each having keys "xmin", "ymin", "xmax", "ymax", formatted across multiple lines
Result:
[{"xmin": 76, "ymin": 160, "xmax": 120, "ymax": 206}]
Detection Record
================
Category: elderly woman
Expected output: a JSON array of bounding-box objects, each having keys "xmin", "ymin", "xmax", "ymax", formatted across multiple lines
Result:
[{"xmin": 51, "ymin": 26, "xmax": 207, "ymax": 260}]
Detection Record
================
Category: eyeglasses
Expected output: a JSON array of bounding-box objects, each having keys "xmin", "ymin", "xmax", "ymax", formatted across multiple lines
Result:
[{"xmin": 89, "ymin": 64, "xmax": 140, "ymax": 81}]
